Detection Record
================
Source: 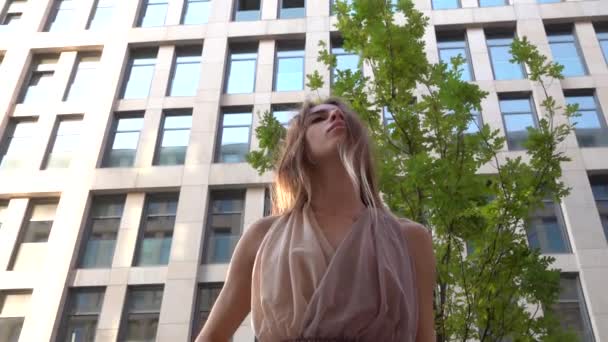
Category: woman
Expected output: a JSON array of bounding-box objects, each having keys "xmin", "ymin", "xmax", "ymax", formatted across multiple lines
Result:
[{"xmin": 196, "ymin": 97, "xmax": 436, "ymax": 342}]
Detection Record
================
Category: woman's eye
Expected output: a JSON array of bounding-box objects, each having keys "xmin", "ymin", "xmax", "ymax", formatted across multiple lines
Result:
[{"xmin": 312, "ymin": 117, "xmax": 323, "ymax": 123}]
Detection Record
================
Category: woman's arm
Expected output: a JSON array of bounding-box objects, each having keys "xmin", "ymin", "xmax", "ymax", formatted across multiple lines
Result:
[
  {"xmin": 401, "ymin": 221, "xmax": 437, "ymax": 342},
  {"xmin": 194, "ymin": 215, "xmax": 277, "ymax": 342}
]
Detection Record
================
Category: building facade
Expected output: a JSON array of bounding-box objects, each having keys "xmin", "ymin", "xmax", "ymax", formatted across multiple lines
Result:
[{"xmin": 0, "ymin": 0, "xmax": 607, "ymax": 341}]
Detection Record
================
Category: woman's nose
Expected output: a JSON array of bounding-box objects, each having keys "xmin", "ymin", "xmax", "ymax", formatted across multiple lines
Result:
[{"xmin": 329, "ymin": 109, "xmax": 344, "ymax": 122}]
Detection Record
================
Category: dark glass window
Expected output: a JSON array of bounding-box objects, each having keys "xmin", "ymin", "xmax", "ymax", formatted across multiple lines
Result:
[
  {"xmin": 203, "ymin": 190, "xmax": 245, "ymax": 264},
  {"xmin": 79, "ymin": 195, "xmax": 125, "ymax": 268}
]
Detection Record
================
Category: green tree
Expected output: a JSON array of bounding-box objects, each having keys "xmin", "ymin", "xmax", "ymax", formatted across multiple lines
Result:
[{"xmin": 246, "ymin": 0, "xmax": 583, "ymax": 340}]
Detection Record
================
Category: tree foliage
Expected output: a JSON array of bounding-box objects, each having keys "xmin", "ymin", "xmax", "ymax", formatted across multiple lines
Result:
[{"xmin": 246, "ymin": 0, "xmax": 583, "ymax": 340}]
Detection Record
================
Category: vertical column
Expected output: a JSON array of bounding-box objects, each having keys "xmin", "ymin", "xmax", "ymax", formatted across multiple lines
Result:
[
  {"xmin": 0, "ymin": 198, "xmax": 28, "ymax": 271},
  {"xmin": 574, "ymin": 22, "xmax": 608, "ymax": 76},
  {"xmin": 94, "ymin": 285, "xmax": 127, "ymax": 342},
  {"xmin": 467, "ymin": 28, "xmax": 494, "ymax": 82},
  {"xmin": 261, "ymin": 0, "xmax": 278, "ymax": 20},
  {"xmin": 166, "ymin": 0, "xmax": 184, "ymax": 25},
  {"xmin": 305, "ymin": 31, "xmax": 330, "ymax": 97},
  {"xmin": 112, "ymin": 193, "xmax": 145, "ymax": 268}
]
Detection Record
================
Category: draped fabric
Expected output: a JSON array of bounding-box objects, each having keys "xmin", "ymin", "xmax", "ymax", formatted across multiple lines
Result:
[{"xmin": 251, "ymin": 200, "xmax": 418, "ymax": 342}]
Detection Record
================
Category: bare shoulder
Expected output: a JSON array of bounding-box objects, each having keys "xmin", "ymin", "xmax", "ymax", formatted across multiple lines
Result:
[
  {"xmin": 395, "ymin": 217, "xmax": 435, "ymax": 266},
  {"xmin": 240, "ymin": 214, "xmax": 282, "ymax": 263}
]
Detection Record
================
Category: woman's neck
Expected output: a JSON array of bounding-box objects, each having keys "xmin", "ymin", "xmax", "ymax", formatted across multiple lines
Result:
[{"xmin": 308, "ymin": 159, "xmax": 366, "ymax": 218}]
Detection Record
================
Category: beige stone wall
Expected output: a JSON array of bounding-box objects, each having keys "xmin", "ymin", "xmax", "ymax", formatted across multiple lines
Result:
[{"xmin": 0, "ymin": 0, "xmax": 607, "ymax": 341}]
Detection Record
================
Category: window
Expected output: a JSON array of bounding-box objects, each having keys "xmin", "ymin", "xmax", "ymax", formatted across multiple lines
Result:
[
  {"xmin": 547, "ymin": 26, "xmax": 587, "ymax": 77},
  {"xmin": 0, "ymin": 119, "xmax": 37, "ymax": 169},
  {"xmin": 432, "ymin": 0, "xmax": 459, "ymax": 10},
  {"xmin": 538, "ymin": 0, "xmax": 560, "ymax": 3},
  {"xmin": 486, "ymin": 31, "xmax": 525, "ymax": 80},
  {"xmin": 20, "ymin": 54, "xmax": 59, "ymax": 103},
  {"xmin": 58, "ymin": 288, "xmax": 105, "ymax": 342},
  {"xmin": 437, "ymin": 31, "xmax": 473, "ymax": 81},
  {"xmin": 549, "ymin": 274, "xmax": 595, "ymax": 342},
  {"xmin": 499, "ymin": 95, "xmax": 537, "ymax": 150},
  {"xmin": 525, "ymin": 198, "xmax": 570, "ymax": 254},
  {"xmin": 279, "ymin": 0, "xmax": 305, "ymax": 19},
  {"xmin": 0, "ymin": 290, "xmax": 31, "ymax": 342},
  {"xmin": 87, "ymin": 0, "xmax": 113, "ymax": 30},
  {"xmin": 272, "ymin": 103, "xmax": 299, "ymax": 128},
  {"xmin": 134, "ymin": 194, "xmax": 178, "ymax": 266},
  {"xmin": 193, "ymin": 284, "xmax": 226, "ymax": 341},
  {"xmin": 168, "ymin": 46, "xmax": 202, "ymax": 97},
  {"xmin": 233, "ymin": 0, "xmax": 260, "ymax": 21},
  {"xmin": 590, "ymin": 174, "xmax": 608, "ymax": 242},
  {"xmin": 595, "ymin": 24, "xmax": 608, "ymax": 65},
  {"xmin": 154, "ymin": 111, "xmax": 192, "ymax": 165},
  {"xmin": 263, "ymin": 187, "xmax": 272, "ymax": 217},
  {"xmin": 274, "ymin": 41, "xmax": 305, "ymax": 91},
  {"xmin": 65, "ymin": 53, "xmax": 101, "ymax": 101},
  {"xmin": 0, "ymin": 201, "xmax": 7, "ymax": 230},
  {"xmin": 215, "ymin": 108, "xmax": 252, "ymax": 163},
  {"xmin": 45, "ymin": 0, "xmax": 76, "ymax": 32},
  {"xmin": 479, "ymin": 0, "xmax": 506, "ymax": 6},
  {"xmin": 466, "ymin": 111, "xmax": 482, "ymax": 134},
  {"xmin": 383, "ymin": 106, "xmax": 395, "ymax": 133},
  {"xmin": 182, "ymin": 0, "xmax": 210, "ymax": 24},
  {"xmin": 79, "ymin": 195, "xmax": 125, "ymax": 268},
  {"xmin": 0, "ymin": 0, "xmax": 26, "ymax": 30},
  {"xmin": 43, "ymin": 117, "xmax": 82, "ymax": 169},
  {"xmin": 203, "ymin": 190, "xmax": 245, "ymax": 263},
  {"xmin": 121, "ymin": 49, "xmax": 157, "ymax": 99},
  {"xmin": 565, "ymin": 91, "xmax": 608, "ymax": 147},
  {"xmin": 331, "ymin": 37, "xmax": 360, "ymax": 84},
  {"xmin": 225, "ymin": 44, "xmax": 257, "ymax": 94},
  {"xmin": 137, "ymin": 0, "xmax": 168, "ymax": 27},
  {"xmin": 119, "ymin": 287, "xmax": 163, "ymax": 341},
  {"xmin": 102, "ymin": 113, "xmax": 144, "ymax": 167},
  {"xmin": 9, "ymin": 200, "xmax": 58, "ymax": 271}
]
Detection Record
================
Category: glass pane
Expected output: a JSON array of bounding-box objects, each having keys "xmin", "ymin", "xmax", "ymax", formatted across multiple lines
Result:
[
  {"xmin": 565, "ymin": 95, "xmax": 596, "ymax": 110},
  {"xmin": 92, "ymin": 199, "xmax": 124, "ymax": 218},
  {"xmin": 272, "ymin": 108, "xmax": 298, "ymax": 126},
  {"xmin": 169, "ymin": 62, "xmax": 201, "ymax": 96},
  {"xmin": 157, "ymin": 146, "xmax": 186, "ymax": 165},
  {"xmin": 67, "ymin": 67, "xmax": 98, "ymax": 101},
  {"xmin": 504, "ymin": 113, "xmax": 535, "ymax": 132},
  {"xmin": 439, "ymin": 47, "xmax": 471, "ymax": 81},
  {"xmin": 183, "ymin": 0, "xmax": 210, "ymax": 24},
  {"xmin": 123, "ymin": 64, "xmax": 155, "ymax": 99},
  {"xmin": 70, "ymin": 290, "xmax": 104, "ymax": 314},
  {"xmin": 489, "ymin": 45, "xmax": 524, "ymax": 80},
  {"xmin": 117, "ymin": 117, "xmax": 144, "ymax": 132},
  {"xmin": 112, "ymin": 132, "xmax": 140, "ymax": 150},
  {"xmin": 275, "ymin": 57, "xmax": 304, "ymax": 91},
  {"xmin": 139, "ymin": 2, "xmax": 167, "ymax": 27},
  {"xmin": 226, "ymin": 59, "xmax": 256, "ymax": 94},
  {"xmin": 88, "ymin": 6, "xmax": 113, "ymax": 30},
  {"xmin": 147, "ymin": 198, "xmax": 178, "ymax": 216},
  {"xmin": 223, "ymin": 113, "xmax": 252, "ymax": 126},
  {"xmin": 432, "ymin": 0, "xmax": 459, "ymax": 9},
  {"xmin": 161, "ymin": 129, "xmax": 189, "ymax": 147},
  {"xmin": 23, "ymin": 72, "xmax": 54, "ymax": 103},
  {"xmin": 81, "ymin": 239, "xmax": 116, "ymax": 268},
  {"xmin": 129, "ymin": 289, "xmax": 163, "ymax": 312},
  {"xmin": 137, "ymin": 237, "xmax": 171, "ymax": 265},
  {"xmin": 235, "ymin": 0, "xmax": 260, "ymax": 21},
  {"xmin": 63, "ymin": 317, "xmax": 97, "ymax": 342},
  {"xmin": 599, "ymin": 37, "xmax": 608, "ymax": 64},
  {"xmin": 279, "ymin": 0, "xmax": 305, "ymax": 18},
  {"xmin": 48, "ymin": 2, "xmax": 75, "ymax": 32},
  {"xmin": 164, "ymin": 115, "xmax": 192, "ymax": 129},
  {"xmin": 571, "ymin": 110, "xmax": 601, "ymax": 129},
  {"xmin": 499, "ymin": 98, "xmax": 532, "ymax": 113},
  {"xmin": 549, "ymin": 41, "xmax": 585, "ymax": 77},
  {"xmin": 126, "ymin": 316, "xmax": 159, "ymax": 341},
  {"xmin": 479, "ymin": 0, "xmax": 505, "ymax": 6},
  {"xmin": 106, "ymin": 149, "xmax": 135, "ymax": 167},
  {"xmin": 335, "ymin": 52, "xmax": 359, "ymax": 74},
  {"xmin": 0, "ymin": 318, "xmax": 24, "ymax": 342},
  {"xmin": 527, "ymin": 217, "xmax": 568, "ymax": 253},
  {"xmin": 221, "ymin": 126, "xmax": 249, "ymax": 147},
  {"xmin": 23, "ymin": 221, "xmax": 52, "ymax": 242}
]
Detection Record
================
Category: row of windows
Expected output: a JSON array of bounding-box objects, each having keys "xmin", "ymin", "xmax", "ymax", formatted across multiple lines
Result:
[
  {"xmin": 438, "ymin": 23, "xmax": 608, "ymax": 81},
  {"xmin": 0, "ymin": 272, "xmax": 594, "ymax": 342},
  {"xmin": 0, "ymin": 0, "xmax": 390, "ymax": 31},
  {"xmin": 433, "ymin": 0, "xmax": 592, "ymax": 10},
  {"xmin": 0, "ymin": 282, "xmax": 231, "ymax": 342},
  {"xmin": 0, "ymin": 188, "xmax": 252, "ymax": 273}
]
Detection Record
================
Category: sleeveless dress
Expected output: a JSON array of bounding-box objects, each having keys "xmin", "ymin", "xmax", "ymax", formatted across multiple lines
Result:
[{"xmin": 250, "ymin": 200, "xmax": 418, "ymax": 342}]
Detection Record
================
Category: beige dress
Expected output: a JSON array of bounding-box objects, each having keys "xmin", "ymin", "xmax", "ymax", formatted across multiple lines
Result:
[{"xmin": 250, "ymin": 200, "xmax": 418, "ymax": 342}]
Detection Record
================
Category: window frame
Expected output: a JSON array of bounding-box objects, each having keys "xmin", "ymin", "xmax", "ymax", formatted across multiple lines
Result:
[
  {"xmin": 273, "ymin": 40, "xmax": 306, "ymax": 92},
  {"xmin": 153, "ymin": 109, "xmax": 193, "ymax": 166},
  {"xmin": 499, "ymin": 94, "xmax": 539, "ymax": 151},
  {"xmin": 232, "ymin": 0, "xmax": 261, "ymax": 21},
  {"xmin": 278, "ymin": 0, "xmax": 306, "ymax": 19},
  {"xmin": 432, "ymin": 0, "xmax": 461, "ymax": 10},
  {"xmin": 224, "ymin": 43, "xmax": 259, "ymax": 94},
  {"xmin": 436, "ymin": 30, "xmax": 475, "ymax": 82},
  {"xmin": 136, "ymin": 0, "xmax": 168, "ymax": 28},
  {"xmin": 101, "ymin": 112, "xmax": 145, "ymax": 168},
  {"xmin": 181, "ymin": 0, "xmax": 211, "ymax": 25},
  {"xmin": 57, "ymin": 287, "xmax": 106, "ymax": 342},
  {"xmin": 132, "ymin": 193, "xmax": 179, "ymax": 267},
  {"xmin": 118, "ymin": 285, "xmax": 164, "ymax": 342},
  {"xmin": 120, "ymin": 48, "xmax": 158, "ymax": 99},
  {"xmin": 41, "ymin": 115, "xmax": 83, "ymax": 170},
  {"xmin": 525, "ymin": 198, "xmax": 572, "ymax": 254},
  {"xmin": 486, "ymin": 30, "xmax": 526, "ymax": 80},
  {"xmin": 0, "ymin": 117, "xmax": 38, "ymax": 170},
  {"xmin": 214, "ymin": 107, "xmax": 253, "ymax": 163},
  {"xmin": 201, "ymin": 189, "xmax": 245, "ymax": 264},
  {"xmin": 167, "ymin": 46, "xmax": 202, "ymax": 97},
  {"xmin": 546, "ymin": 25, "xmax": 588, "ymax": 78}
]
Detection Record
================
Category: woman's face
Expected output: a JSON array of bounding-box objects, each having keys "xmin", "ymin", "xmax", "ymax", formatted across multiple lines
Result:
[{"xmin": 305, "ymin": 103, "xmax": 348, "ymax": 163}]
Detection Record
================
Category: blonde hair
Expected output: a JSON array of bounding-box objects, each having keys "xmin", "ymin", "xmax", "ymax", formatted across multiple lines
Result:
[{"xmin": 268, "ymin": 96, "xmax": 387, "ymax": 226}]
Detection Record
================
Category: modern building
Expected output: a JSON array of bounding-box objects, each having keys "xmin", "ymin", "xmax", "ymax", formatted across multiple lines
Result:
[{"xmin": 0, "ymin": 0, "xmax": 607, "ymax": 341}]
